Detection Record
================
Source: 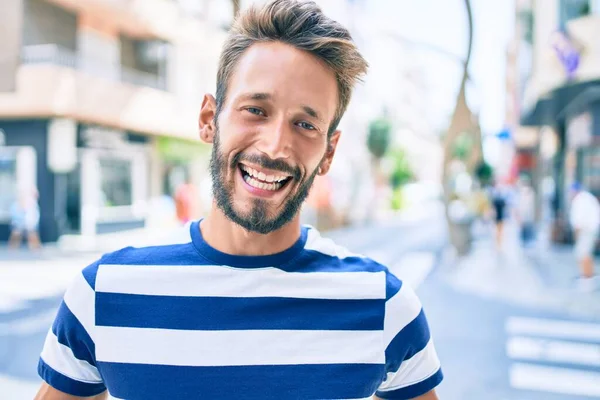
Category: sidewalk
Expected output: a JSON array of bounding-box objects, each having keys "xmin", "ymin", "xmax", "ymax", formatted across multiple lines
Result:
[{"xmin": 445, "ymin": 221, "xmax": 600, "ymax": 320}]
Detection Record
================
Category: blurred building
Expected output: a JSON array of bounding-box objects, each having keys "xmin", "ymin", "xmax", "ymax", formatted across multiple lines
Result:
[
  {"xmin": 0, "ymin": 0, "xmax": 227, "ymax": 242},
  {"xmin": 516, "ymin": 0, "xmax": 600, "ymax": 241}
]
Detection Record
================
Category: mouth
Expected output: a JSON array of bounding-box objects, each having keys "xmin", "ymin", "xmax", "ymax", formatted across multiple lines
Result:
[{"xmin": 238, "ymin": 163, "xmax": 293, "ymax": 193}]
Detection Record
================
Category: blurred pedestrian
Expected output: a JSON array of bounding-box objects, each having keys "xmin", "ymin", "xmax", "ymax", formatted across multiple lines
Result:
[
  {"xmin": 515, "ymin": 178, "xmax": 536, "ymax": 247},
  {"xmin": 490, "ymin": 182, "xmax": 509, "ymax": 250},
  {"xmin": 8, "ymin": 186, "xmax": 41, "ymax": 250},
  {"xmin": 569, "ymin": 182, "xmax": 600, "ymax": 291},
  {"xmin": 174, "ymin": 175, "xmax": 198, "ymax": 225}
]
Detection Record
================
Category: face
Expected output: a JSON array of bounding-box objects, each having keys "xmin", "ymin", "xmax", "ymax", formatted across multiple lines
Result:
[{"xmin": 199, "ymin": 42, "xmax": 341, "ymax": 234}]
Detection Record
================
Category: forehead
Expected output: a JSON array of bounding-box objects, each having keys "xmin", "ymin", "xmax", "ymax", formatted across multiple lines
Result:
[{"xmin": 226, "ymin": 41, "xmax": 338, "ymax": 117}]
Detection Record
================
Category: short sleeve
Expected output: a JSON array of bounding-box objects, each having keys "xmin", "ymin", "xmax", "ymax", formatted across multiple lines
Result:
[
  {"xmin": 376, "ymin": 274, "xmax": 443, "ymax": 399},
  {"xmin": 38, "ymin": 261, "xmax": 107, "ymax": 397}
]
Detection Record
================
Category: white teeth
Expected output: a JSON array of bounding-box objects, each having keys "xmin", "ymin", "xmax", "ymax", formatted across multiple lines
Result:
[
  {"xmin": 243, "ymin": 174, "xmax": 283, "ymax": 191},
  {"xmin": 241, "ymin": 164, "xmax": 290, "ymax": 184}
]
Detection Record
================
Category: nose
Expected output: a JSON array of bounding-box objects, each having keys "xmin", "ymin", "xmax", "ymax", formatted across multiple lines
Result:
[{"xmin": 256, "ymin": 117, "xmax": 292, "ymax": 160}]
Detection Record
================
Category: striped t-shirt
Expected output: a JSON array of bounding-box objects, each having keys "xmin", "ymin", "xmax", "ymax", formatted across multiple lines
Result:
[{"xmin": 39, "ymin": 221, "xmax": 443, "ymax": 399}]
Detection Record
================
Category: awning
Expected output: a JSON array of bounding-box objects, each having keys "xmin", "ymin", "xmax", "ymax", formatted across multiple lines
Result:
[{"xmin": 520, "ymin": 79, "xmax": 600, "ymax": 126}]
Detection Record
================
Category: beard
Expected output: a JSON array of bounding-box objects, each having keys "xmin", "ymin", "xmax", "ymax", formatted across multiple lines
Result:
[{"xmin": 209, "ymin": 129, "xmax": 321, "ymax": 235}]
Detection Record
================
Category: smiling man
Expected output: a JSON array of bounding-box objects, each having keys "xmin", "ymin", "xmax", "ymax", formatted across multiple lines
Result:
[{"xmin": 35, "ymin": 1, "xmax": 442, "ymax": 399}]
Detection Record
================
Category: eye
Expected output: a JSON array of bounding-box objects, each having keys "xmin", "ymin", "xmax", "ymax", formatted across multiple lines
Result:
[
  {"xmin": 297, "ymin": 121, "xmax": 316, "ymax": 131},
  {"xmin": 245, "ymin": 107, "xmax": 265, "ymax": 116}
]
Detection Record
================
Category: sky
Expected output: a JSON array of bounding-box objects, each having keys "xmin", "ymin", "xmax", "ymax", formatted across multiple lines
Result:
[
  {"xmin": 220, "ymin": 0, "xmax": 516, "ymax": 136},
  {"xmin": 362, "ymin": 0, "xmax": 516, "ymax": 135}
]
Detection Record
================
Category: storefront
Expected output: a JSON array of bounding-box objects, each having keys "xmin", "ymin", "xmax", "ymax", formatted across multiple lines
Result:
[
  {"xmin": 522, "ymin": 80, "xmax": 600, "ymax": 243},
  {"xmin": 0, "ymin": 119, "xmax": 152, "ymax": 243}
]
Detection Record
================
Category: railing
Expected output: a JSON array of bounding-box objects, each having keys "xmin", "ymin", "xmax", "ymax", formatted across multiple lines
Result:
[{"xmin": 20, "ymin": 44, "xmax": 167, "ymax": 91}]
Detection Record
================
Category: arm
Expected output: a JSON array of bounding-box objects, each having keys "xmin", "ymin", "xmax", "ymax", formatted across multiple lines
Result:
[
  {"xmin": 374, "ymin": 389, "xmax": 439, "ymax": 400},
  {"xmin": 37, "ymin": 261, "xmax": 107, "ymax": 398},
  {"xmin": 375, "ymin": 275, "xmax": 443, "ymax": 400},
  {"xmin": 35, "ymin": 383, "xmax": 107, "ymax": 400}
]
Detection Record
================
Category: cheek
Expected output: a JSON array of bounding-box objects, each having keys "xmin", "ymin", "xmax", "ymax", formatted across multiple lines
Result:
[{"xmin": 295, "ymin": 142, "xmax": 328, "ymax": 175}]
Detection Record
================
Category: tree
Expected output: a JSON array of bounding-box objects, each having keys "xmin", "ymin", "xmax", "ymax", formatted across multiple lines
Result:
[
  {"xmin": 441, "ymin": 0, "xmax": 480, "ymax": 254},
  {"xmin": 367, "ymin": 117, "xmax": 392, "ymax": 162}
]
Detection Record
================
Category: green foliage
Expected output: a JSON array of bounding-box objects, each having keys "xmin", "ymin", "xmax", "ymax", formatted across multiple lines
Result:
[
  {"xmin": 157, "ymin": 137, "xmax": 210, "ymax": 163},
  {"xmin": 452, "ymin": 132, "xmax": 474, "ymax": 161},
  {"xmin": 475, "ymin": 161, "xmax": 493, "ymax": 185},
  {"xmin": 367, "ymin": 117, "xmax": 392, "ymax": 159},
  {"xmin": 391, "ymin": 188, "xmax": 405, "ymax": 210},
  {"xmin": 388, "ymin": 147, "xmax": 413, "ymax": 189}
]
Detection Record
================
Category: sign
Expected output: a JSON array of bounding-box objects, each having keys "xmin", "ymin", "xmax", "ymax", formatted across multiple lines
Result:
[
  {"xmin": 82, "ymin": 126, "xmax": 128, "ymax": 149},
  {"xmin": 551, "ymin": 30, "xmax": 580, "ymax": 79},
  {"xmin": 48, "ymin": 118, "xmax": 77, "ymax": 173}
]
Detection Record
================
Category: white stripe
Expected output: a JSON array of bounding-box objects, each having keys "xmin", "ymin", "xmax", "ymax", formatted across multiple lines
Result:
[
  {"xmin": 95, "ymin": 327, "xmax": 384, "ymax": 366},
  {"xmin": 507, "ymin": 336, "xmax": 600, "ymax": 367},
  {"xmin": 383, "ymin": 283, "xmax": 422, "ymax": 347},
  {"xmin": 506, "ymin": 316, "xmax": 600, "ymax": 342},
  {"xmin": 509, "ymin": 363, "xmax": 600, "ymax": 397},
  {"xmin": 305, "ymin": 229, "xmax": 365, "ymax": 259},
  {"xmin": 96, "ymin": 264, "xmax": 386, "ymax": 300},
  {"xmin": 63, "ymin": 271, "xmax": 96, "ymax": 341},
  {"xmin": 40, "ymin": 330, "xmax": 102, "ymax": 383},
  {"xmin": 378, "ymin": 339, "xmax": 441, "ymax": 392}
]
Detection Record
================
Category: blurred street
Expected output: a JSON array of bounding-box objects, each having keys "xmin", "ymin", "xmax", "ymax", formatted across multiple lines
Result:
[
  {"xmin": 2, "ymin": 203, "xmax": 600, "ymax": 399},
  {"xmin": 2, "ymin": 0, "xmax": 600, "ymax": 398}
]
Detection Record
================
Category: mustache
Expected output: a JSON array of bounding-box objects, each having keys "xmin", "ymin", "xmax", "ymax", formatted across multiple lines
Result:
[{"xmin": 233, "ymin": 153, "xmax": 301, "ymax": 181}]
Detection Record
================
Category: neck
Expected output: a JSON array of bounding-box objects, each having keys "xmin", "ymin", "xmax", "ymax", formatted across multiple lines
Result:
[{"xmin": 200, "ymin": 202, "xmax": 302, "ymax": 256}]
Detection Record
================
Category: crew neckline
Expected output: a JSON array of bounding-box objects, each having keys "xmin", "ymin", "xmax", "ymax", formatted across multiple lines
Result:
[{"xmin": 190, "ymin": 220, "xmax": 309, "ymax": 268}]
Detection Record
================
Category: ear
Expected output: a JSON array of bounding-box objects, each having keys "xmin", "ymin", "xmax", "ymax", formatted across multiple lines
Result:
[
  {"xmin": 318, "ymin": 130, "xmax": 341, "ymax": 175},
  {"xmin": 199, "ymin": 94, "xmax": 217, "ymax": 144}
]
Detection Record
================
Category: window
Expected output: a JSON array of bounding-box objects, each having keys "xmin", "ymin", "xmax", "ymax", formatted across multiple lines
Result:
[
  {"xmin": 99, "ymin": 157, "xmax": 132, "ymax": 207},
  {"xmin": 0, "ymin": 150, "xmax": 17, "ymax": 221}
]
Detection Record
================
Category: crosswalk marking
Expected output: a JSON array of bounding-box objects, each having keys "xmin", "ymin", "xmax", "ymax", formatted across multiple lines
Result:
[
  {"xmin": 509, "ymin": 363, "xmax": 600, "ymax": 398},
  {"xmin": 506, "ymin": 316, "xmax": 600, "ymax": 398},
  {"xmin": 507, "ymin": 336, "xmax": 600, "ymax": 367},
  {"xmin": 506, "ymin": 316, "xmax": 600, "ymax": 342}
]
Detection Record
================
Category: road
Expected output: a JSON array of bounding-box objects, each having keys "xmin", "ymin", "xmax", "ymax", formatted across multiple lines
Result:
[{"xmin": 1, "ymin": 205, "xmax": 599, "ymax": 399}]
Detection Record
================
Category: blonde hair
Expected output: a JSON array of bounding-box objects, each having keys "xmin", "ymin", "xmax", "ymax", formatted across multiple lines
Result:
[{"xmin": 216, "ymin": 0, "xmax": 368, "ymax": 135}]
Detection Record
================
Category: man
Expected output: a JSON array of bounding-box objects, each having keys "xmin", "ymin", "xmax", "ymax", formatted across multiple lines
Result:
[
  {"xmin": 35, "ymin": 1, "xmax": 443, "ymax": 399},
  {"xmin": 569, "ymin": 182, "xmax": 600, "ymax": 292}
]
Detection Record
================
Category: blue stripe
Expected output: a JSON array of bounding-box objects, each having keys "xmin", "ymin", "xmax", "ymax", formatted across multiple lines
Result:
[
  {"xmin": 384, "ymin": 308, "xmax": 430, "ymax": 374},
  {"xmin": 100, "ymin": 243, "xmax": 206, "ymax": 266},
  {"xmin": 52, "ymin": 301, "xmax": 97, "ymax": 366},
  {"xmin": 96, "ymin": 293, "xmax": 385, "ymax": 331},
  {"xmin": 376, "ymin": 367, "xmax": 443, "ymax": 399},
  {"xmin": 98, "ymin": 362, "xmax": 384, "ymax": 400},
  {"xmin": 38, "ymin": 358, "xmax": 106, "ymax": 397},
  {"xmin": 82, "ymin": 261, "xmax": 100, "ymax": 290}
]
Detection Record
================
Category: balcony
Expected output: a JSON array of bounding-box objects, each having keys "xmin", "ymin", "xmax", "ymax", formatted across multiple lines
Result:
[
  {"xmin": 0, "ymin": 44, "xmax": 199, "ymax": 140},
  {"xmin": 21, "ymin": 44, "xmax": 167, "ymax": 91}
]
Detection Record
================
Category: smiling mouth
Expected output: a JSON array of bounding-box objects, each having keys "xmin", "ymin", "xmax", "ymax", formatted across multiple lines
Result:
[{"xmin": 238, "ymin": 163, "xmax": 293, "ymax": 192}]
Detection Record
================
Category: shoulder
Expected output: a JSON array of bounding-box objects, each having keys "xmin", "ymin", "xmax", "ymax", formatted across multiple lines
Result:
[
  {"xmin": 299, "ymin": 226, "xmax": 406, "ymax": 297},
  {"xmin": 300, "ymin": 226, "xmax": 388, "ymax": 273}
]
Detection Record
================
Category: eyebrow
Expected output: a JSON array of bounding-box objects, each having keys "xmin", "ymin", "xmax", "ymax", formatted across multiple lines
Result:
[
  {"xmin": 302, "ymin": 106, "xmax": 325, "ymax": 124},
  {"xmin": 239, "ymin": 92, "xmax": 272, "ymax": 101},
  {"xmin": 239, "ymin": 92, "xmax": 325, "ymax": 124}
]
